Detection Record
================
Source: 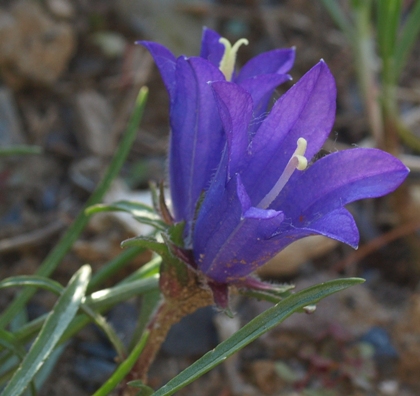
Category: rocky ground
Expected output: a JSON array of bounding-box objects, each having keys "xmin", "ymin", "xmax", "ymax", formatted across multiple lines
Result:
[{"xmin": 1, "ymin": 1, "xmax": 420, "ymax": 395}]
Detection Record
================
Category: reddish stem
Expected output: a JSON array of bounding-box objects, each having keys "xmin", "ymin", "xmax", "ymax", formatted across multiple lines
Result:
[{"xmin": 120, "ymin": 265, "xmax": 214, "ymax": 395}]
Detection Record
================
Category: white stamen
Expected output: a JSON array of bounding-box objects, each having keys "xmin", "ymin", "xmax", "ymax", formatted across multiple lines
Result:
[
  {"xmin": 219, "ymin": 37, "xmax": 249, "ymax": 81},
  {"xmin": 257, "ymin": 138, "xmax": 308, "ymax": 209}
]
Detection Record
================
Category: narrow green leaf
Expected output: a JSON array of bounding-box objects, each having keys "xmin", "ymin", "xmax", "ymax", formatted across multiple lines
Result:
[
  {"xmin": 121, "ymin": 236, "xmax": 168, "ymax": 257},
  {"xmin": 0, "ymin": 146, "xmax": 42, "ymax": 156},
  {"xmin": 0, "ymin": 330, "xmax": 26, "ymax": 360},
  {"xmin": 0, "ymin": 276, "xmax": 125, "ymax": 360},
  {"xmin": 87, "ymin": 246, "xmax": 146, "ymax": 293},
  {"xmin": 92, "ymin": 331, "xmax": 150, "ymax": 396},
  {"xmin": 0, "ymin": 276, "xmax": 63, "ymax": 295},
  {"xmin": 87, "ymin": 200, "xmax": 155, "ymax": 215},
  {"xmin": 59, "ymin": 276, "xmax": 160, "ymax": 345},
  {"xmin": 85, "ymin": 276, "xmax": 160, "ymax": 310},
  {"xmin": 130, "ymin": 382, "xmax": 154, "ymax": 396},
  {"xmin": 376, "ymin": 0, "xmax": 402, "ymax": 55},
  {"xmin": 395, "ymin": 0, "xmax": 420, "ymax": 76},
  {"xmin": 8, "ymin": 309, "xmax": 28, "ymax": 335},
  {"xmin": 240, "ymin": 283, "xmax": 295, "ymax": 303},
  {"xmin": 6, "ymin": 276, "xmax": 159, "ymax": 354},
  {"xmin": 32, "ymin": 343, "xmax": 66, "ymax": 391},
  {"xmin": 153, "ymin": 278, "xmax": 365, "ymax": 396},
  {"xmin": 318, "ymin": 0, "xmax": 355, "ymax": 39},
  {"xmin": 1, "ymin": 265, "xmax": 91, "ymax": 396},
  {"xmin": 0, "ymin": 355, "xmax": 19, "ymax": 385},
  {"xmin": 0, "ymin": 87, "xmax": 148, "ymax": 329},
  {"xmin": 120, "ymin": 256, "xmax": 161, "ymax": 285},
  {"xmin": 86, "ymin": 200, "xmax": 166, "ymax": 231},
  {"xmin": 239, "ymin": 290, "xmax": 284, "ymax": 304},
  {"xmin": 376, "ymin": 0, "xmax": 402, "ymax": 83}
]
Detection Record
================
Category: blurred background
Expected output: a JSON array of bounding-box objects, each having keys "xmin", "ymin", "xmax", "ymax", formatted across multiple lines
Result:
[{"xmin": 1, "ymin": 0, "xmax": 420, "ymax": 395}]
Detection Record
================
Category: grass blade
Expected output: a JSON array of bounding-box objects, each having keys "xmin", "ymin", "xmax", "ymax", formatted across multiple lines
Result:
[
  {"xmin": 154, "ymin": 278, "xmax": 364, "ymax": 396},
  {"xmin": 0, "ymin": 276, "xmax": 63, "ymax": 295},
  {"xmin": 0, "ymin": 87, "xmax": 149, "ymax": 328},
  {"xmin": 0, "ymin": 265, "xmax": 91, "ymax": 396},
  {"xmin": 318, "ymin": 0, "xmax": 354, "ymax": 39},
  {"xmin": 86, "ymin": 200, "xmax": 166, "ymax": 231},
  {"xmin": 5, "ymin": 276, "xmax": 159, "ymax": 353},
  {"xmin": 0, "ymin": 329, "xmax": 26, "ymax": 360},
  {"xmin": 87, "ymin": 246, "xmax": 147, "ymax": 293},
  {"xmin": 395, "ymin": 0, "xmax": 420, "ymax": 76},
  {"xmin": 0, "ymin": 146, "xmax": 42, "ymax": 156},
  {"xmin": 376, "ymin": 0, "xmax": 402, "ymax": 84},
  {"xmin": 0, "ymin": 276, "xmax": 128, "ymax": 360},
  {"xmin": 92, "ymin": 331, "xmax": 150, "ymax": 396}
]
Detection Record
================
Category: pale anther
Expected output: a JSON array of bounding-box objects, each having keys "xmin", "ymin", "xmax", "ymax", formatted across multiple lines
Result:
[
  {"xmin": 219, "ymin": 37, "xmax": 249, "ymax": 81},
  {"xmin": 257, "ymin": 138, "xmax": 308, "ymax": 209},
  {"xmin": 294, "ymin": 137, "xmax": 308, "ymax": 171}
]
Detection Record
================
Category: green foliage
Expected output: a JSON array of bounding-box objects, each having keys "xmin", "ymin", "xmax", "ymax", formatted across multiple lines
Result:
[
  {"xmin": 127, "ymin": 380, "xmax": 154, "ymax": 396},
  {"xmin": 153, "ymin": 278, "xmax": 365, "ymax": 396},
  {"xmin": 92, "ymin": 332, "xmax": 151, "ymax": 396},
  {"xmin": 0, "ymin": 87, "xmax": 154, "ymax": 394},
  {"xmin": 0, "ymin": 66, "xmax": 371, "ymax": 396},
  {"xmin": 0, "ymin": 146, "xmax": 42, "ymax": 157},
  {"xmin": 1, "ymin": 266, "xmax": 91, "ymax": 396},
  {"xmin": 86, "ymin": 200, "xmax": 166, "ymax": 231},
  {"xmin": 319, "ymin": 0, "xmax": 420, "ymax": 150},
  {"xmin": 0, "ymin": 87, "xmax": 149, "ymax": 329}
]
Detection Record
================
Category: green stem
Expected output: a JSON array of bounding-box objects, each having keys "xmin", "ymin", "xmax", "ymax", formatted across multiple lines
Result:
[
  {"xmin": 352, "ymin": 1, "xmax": 384, "ymax": 147},
  {"xmin": 0, "ymin": 146, "xmax": 42, "ymax": 156},
  {"xmin": 92, "ymin": 331, "xmax": 150, "ymax": 396},
  {"xmin": 87, "ymin": 247, "xmax": 146, "ymax": 293}
]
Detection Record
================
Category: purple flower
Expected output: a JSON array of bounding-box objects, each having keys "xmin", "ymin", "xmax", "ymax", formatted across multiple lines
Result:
[
  {"xmin": 140, "ymin": 28, "xmax": 295, "ymax": 237},
  {"xmin": 192, "ymin": 61, "xmax": 409, "ymax": 284}
]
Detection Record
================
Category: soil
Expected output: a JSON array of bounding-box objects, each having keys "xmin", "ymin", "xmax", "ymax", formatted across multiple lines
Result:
[{"xmin": 1, "ymin": 1, "xmax": 420, "ymax": 395}]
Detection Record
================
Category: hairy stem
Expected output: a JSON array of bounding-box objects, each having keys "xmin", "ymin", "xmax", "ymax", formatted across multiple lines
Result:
[{"xmin": 120, "ymin": 265, "xmax": 214, "ymax": 395}]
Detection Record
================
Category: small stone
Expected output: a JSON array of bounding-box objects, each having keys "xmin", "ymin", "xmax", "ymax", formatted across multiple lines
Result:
[
  {"xmin": 92, "ymin": 31, "xmax": 127, "ymax": 58},
  {"xmin": 0, "ymin": 11, "xmax": 16, "ymax": 60},
  {"xmin": 361, "ymin": 327, "xmax": 398, "ymax": 359},
  {"xmin": 74, "ymin": 91, "xmax": 116, "ymax": 156},
  {"xmin": 0, "ymin": 87, "xmax": 25, "ymax": 145},
  {"xmin": 378, "ymin": 379, "xmax": 399, "ymax": 395},
  {"xmin": 46, "ymin": 0, "xmax": 75, "ymax": 19},
  {"xmin": 0, "ymin": 0, "xmax": 76, "ymax": 87}
]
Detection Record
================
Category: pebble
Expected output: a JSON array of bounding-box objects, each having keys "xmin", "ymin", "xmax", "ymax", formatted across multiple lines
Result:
[
  {"xmin": 361, "ymin": 327, "xmax": 398, "ymax": 359},
  {"xmin": 74, "ymin": 91, "xmax": 116, "ymax": 156},
  {"xmin": 46, "ymin": 0, "xmax": 75, "ymax": 20},
  {"xmin": 378, "ymin": 379, "xmax": 399, "ymax": 395},
  {"xmin": 0, "ymin": 0, "xmax": 76, "ymax": 87}
]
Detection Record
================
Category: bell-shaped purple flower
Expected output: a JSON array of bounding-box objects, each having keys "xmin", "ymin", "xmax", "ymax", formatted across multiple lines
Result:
[
  {"xmin": 140, "ymin": 28, "xmax": 295, "ymax": 238},
  {"xmin": 192, "ymin": 61, "xmax": 409, "ymax": 284}
]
